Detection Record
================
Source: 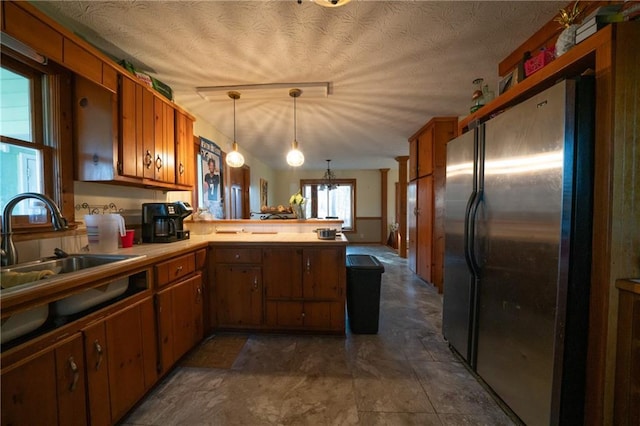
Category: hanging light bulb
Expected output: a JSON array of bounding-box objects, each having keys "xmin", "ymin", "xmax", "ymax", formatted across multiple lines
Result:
[
  {"xmin": 226, "ymin": 91, "xmax": 245, "ymax": 168},
  {"xmin": 287, "ymin": 88, "xmax": 305, "ymax": 167}
]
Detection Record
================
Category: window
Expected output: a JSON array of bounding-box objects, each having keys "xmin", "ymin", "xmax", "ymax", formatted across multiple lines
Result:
[
  {"xmin": 0, "ymin": 53, "xmax": 71, "ymax": 227},
  {"xmin": 300, "ymin": 179, "xmax": 356, "ymax": 231}
]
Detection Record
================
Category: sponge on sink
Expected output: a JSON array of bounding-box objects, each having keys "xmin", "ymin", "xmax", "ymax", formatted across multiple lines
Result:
[{"xmin": 1, "ymin": 270, "xmax": 56, "ymax": 289}]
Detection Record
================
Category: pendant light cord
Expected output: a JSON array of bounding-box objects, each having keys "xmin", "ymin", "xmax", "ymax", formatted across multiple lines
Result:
[
  {"xmin": 233, "ymin": 96, "xmax": 237, "ymax": 142},
  {"xmin": 293, "ymin": 94, "xmax": 297, "ymax": 141}
]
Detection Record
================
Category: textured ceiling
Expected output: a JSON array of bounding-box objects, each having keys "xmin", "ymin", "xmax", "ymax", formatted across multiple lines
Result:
[{"xmin": 34, "ymin": 0, "xmax": 566, "ymax": 171}]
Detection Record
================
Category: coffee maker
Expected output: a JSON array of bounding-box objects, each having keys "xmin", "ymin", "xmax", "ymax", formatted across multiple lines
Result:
[{"xmin": 142, "ymin": 202, "xmax": 192, "ymax": 243}]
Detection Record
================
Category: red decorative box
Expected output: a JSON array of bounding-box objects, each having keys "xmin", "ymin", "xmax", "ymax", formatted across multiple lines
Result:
[{"xmin": 525, "ymin": 49, "xmax": 555, "ymax": 77}]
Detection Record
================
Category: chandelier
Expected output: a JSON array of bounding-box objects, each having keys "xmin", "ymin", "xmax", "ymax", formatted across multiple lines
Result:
[{"xmin": 321, "ymin": 159, "xmax": 337, "ymax": 190}]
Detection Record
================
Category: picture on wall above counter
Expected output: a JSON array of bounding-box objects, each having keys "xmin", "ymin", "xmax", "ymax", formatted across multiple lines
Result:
[{"xmin": 198, "ymin": 136, "xmax": 225, "ymax": 219}]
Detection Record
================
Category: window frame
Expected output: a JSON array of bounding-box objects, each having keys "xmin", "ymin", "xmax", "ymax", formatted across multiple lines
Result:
[
  {"xmin": 1, "ymin": 51, "xmax": 74, "ymax": 230},
  {"xmin": 300, "ymin": 178, "xmax": 356, "ymax": 232}
]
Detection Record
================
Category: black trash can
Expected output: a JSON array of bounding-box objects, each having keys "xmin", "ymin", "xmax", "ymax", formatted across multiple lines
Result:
[{"xmin": 346, "ymin": 254, "xmax": 385, "ymax": 334}]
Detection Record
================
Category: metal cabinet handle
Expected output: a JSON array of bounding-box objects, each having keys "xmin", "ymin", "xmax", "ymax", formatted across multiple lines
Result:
[
  {"xmin": 144, "ymin": 150, "xmax": 153, "ymax": 169},
  {"xmin": 94, "ymin": 340, "xmax": 103, "ymax": 371},
  {"xmin": 176, "ymin": 265, "xmax": 183, "ymax": 273},
  {"xmin": 179, "ymin": 163, "xmax": 185, "ymax": 175},
  {"xmin": 306, "ymin": 258, "xmax": 311, "ymax": 272},
  {"xmin": 68, "ymin": 356, "xmax": 80, "ymax": 392},
  {"xmin": 252, "ymin": 276, "xmax": 258, "ymax": 290},
  {"xmin": 196, "ymin": 286, "xmax": 202, "ymax": 302},
  {"xmin": 235, "ymin": 254, "xmax": 240, "ymax": 259},
  {"xmin": 155, "ymin": 155, "xmax": 163, "ymax": 171}
]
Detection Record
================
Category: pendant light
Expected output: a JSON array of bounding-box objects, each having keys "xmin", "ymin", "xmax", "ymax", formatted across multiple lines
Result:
[
  {"xmin": 226, "ymin": 91, "xmax": 245, "ymax": 168},
  {"xmin": 286, "ymin": 88, "xmax": 305, "ymax": 167}
]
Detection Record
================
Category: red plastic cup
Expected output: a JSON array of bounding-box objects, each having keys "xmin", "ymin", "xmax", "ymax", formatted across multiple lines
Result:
[{"xmin": 121, "ymin": 229, "xmax": 135, "ymax": 248}]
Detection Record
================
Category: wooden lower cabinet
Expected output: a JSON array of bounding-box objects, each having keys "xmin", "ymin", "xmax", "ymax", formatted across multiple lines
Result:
[
  {"xmin": 265, "ymin": 301, "xmax": 344, "ymax": 330},
  {"xmin": 215, "ymin": 264, "xmax": 263, "ymax": 327},
  {"xmin": 157, "ymin": 274, "xmax": 204, "ymax": 372},
  {"xmin": 1, "ymin": 333, "xmax": 87, "ymax": 426},
  {"xmin": 82, "ymin": 296, "xmax": 157, "ymax": 425},
  {"xmin": 262, "ymin": 246, "xmax": 345, "ymax": 333}
]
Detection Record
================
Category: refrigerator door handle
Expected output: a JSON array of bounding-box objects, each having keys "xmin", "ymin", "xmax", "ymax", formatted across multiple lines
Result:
[
  {"xmin": 467, "ymin": 189, "xmax": 483, "ymax": 276},
  {"xmin": 463, "ymin": 190, "xmax": 477, "ymax": 273}
]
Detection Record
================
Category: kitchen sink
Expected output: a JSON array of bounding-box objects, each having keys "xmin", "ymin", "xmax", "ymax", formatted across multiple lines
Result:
[{"xmin": 1, "ymin": 254, "xmax": 144, "ymax": 289}]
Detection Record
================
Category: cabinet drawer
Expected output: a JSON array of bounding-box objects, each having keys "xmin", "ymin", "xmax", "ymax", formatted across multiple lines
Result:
[
  {"xmin": 214, "ymin": 248, "xmax": 261, "ymax": 264},
  {"xmin": 63, "ymin": 38, "xmax": 103, "ymax": 85},
  {"xmin": 3, "ymin": 2, "xmax": 63, "ymax": 62},
  {"xmin": 155, "ymin": 252, "xmax": 196, "ymax": 288}
]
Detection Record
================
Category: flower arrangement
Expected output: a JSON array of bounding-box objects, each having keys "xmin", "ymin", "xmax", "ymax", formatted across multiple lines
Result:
[
  {"xmin": 554, "ymin": 1, "xmax": 582, "ymax": 28},
  {"xmin": 289, "ymin": 190, "xmax": 305, "ymax": 206}
]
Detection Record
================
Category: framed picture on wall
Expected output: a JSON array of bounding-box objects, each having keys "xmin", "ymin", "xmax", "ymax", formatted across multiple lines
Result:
[
  {"xmin": 198, "ymin": 137, "xmax": 225, "ymax": 219},
  {"xmin": 260, "ymin": 178, "xmax": 268, "ymax": 208}
]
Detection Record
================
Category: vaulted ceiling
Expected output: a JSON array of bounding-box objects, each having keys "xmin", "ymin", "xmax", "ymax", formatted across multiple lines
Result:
[{"xmin": 34, "ymin": 0, "xmax": 566, "ymax": 170}]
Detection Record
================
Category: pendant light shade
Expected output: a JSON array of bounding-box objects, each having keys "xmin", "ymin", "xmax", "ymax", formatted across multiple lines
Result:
[
  {"xmin": 287, "ymin": 88, "xmax": 305, "ymax": 167},
  {"xmin": 226, "ymin": 91, "xmax": 245, "ymax": 168}
]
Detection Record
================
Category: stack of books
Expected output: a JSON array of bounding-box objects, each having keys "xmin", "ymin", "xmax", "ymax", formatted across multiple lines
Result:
[{"xmin": 576, "ymin": 5, "xmax": 623, "ymax": 44}]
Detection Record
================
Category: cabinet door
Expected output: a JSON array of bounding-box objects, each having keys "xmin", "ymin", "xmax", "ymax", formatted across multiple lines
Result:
[
  {"xmin": 302, "ymin": 247, "xmax": 345, "ymax": 300},
  {"xmin": 416, "ymin": 175, "xmax": 433, "ymax": 282},
  {"xmin": 83, "ymin": 321, "xmax": 112, "ymax": 426},
  {"xmin": 263, "ymin": 247, "xmax": 303, "ymax": 298},
  {"xmin": 417, "ymin": 125, "xmax": 434, "ymax": 178},
  {"xmin": 1, "ymin": 348, "xmax": 58, "ymax": 426},
  {"xmin": 172, "ymin": 274, "xmax": 204, "ymax": 362},
  {"xmin": 105, "ymin": 301, "xmax": 148, "ymax": 421},
  {"xmin": 175, "ymin": 110, "xmax": 194, "ymax": 186},
  {"xmin": 142, "ymin": 88, "xmax": 156, "ymax": 180},
  {"xmin": 216, "ymin": 265, "xmax": 263, "ymax": 326},
  {"xmin": 156, "ymin": 286, "xmax": 175, "ymax": 372},
  {"xmin": 265, "ymin": 301, "xmax": 304, "ymax": 327},
  {"xmin": 119, "ymin": 76, "xmax": 143, "ymax": 178},
  {"xmin": 163, "ymin": 101, "xmax": 176, "ymax": 183},
  {"xmin": 55, "ymin": 334, "xmax": 88, "ymax": 426},
  {"xmin": 409, "ymin": 138, "xmax": 418, "ymax": 181},
  {"xmin": 302, "ymin": 302, "xmax": 345, "ymax": 330}
]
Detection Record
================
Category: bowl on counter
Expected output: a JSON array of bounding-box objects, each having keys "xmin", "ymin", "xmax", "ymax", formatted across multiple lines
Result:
[{"xmin": 315, "ymin": 228, "xmax": 337, "ymax": 240}]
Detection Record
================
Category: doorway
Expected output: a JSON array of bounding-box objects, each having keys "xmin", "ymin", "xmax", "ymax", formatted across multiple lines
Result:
[{"xmin": 229, "ymin": 165, "xmax": 250, "ymax": 219}]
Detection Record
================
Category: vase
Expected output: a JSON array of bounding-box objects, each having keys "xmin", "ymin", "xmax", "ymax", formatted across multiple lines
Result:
[
  {"xmin": 555, "ymin": 24, "xmax": 578, "ymax": 57},
  {"xmin": 293, "ymin": 204, "xmax": 305, "ymax": 219}
]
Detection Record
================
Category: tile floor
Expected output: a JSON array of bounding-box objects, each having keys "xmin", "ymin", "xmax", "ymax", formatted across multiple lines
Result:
[{"xmin": 123, "ymin": 245, "xmax": 516, "ymax": 425}]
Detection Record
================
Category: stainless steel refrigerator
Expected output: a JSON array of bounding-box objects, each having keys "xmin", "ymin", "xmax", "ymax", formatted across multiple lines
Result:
[{"xmin": 442, "ymin": 78, "xmax": 594, "ymax": 426}]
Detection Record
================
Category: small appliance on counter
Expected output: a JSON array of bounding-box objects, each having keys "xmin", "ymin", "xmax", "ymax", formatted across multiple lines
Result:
[{"xmin": 142, "ymin": 202, "xmax": 192, "ymax": 243}]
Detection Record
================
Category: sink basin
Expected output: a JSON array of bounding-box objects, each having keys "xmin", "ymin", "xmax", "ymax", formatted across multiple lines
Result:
[
  {"xmin": 0, "ymin": 304, "xmax": 49, "ymax": 344},
  {"xmin": 1, "ymin": 254, "xmax": 143, "ymax": 289},
  {"xmin": 52, "ymin": 276, "xmax": 129, "ymax": 316}
]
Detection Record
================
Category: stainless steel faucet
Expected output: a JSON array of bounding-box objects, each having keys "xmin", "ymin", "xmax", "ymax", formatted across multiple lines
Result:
[{"xmin": 1, "ymin": 192, "xmax": 69, "ymax": 266}]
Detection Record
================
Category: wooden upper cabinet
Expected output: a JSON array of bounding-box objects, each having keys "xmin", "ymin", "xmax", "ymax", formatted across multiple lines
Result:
[
  {"xmin": 2, "ymin": 1, "xmax": 63, "ymax": 63},
  {"xmin": 175, "ymin": 110, "xmax": 195, "ymax": 187},
  {"xmin": 63, "ymin": 38, "xmax": 102, "ymax": 86},
  {"xmin": 102, "ymin": 64, "xmax": 118, "ymax": 93},
  {"xmin": 119, "ymin": 76, "xmax": 141, "ymax": 178},
  {"xmin": 153, "ymin": 97, "xmax": 176, "ymax": 184},
  {"xmin": 408, "ymin": 117, "xmax": 457, "ymax": 181},
  {"xmin": 417, "ymin": 125, "xmax": 434, "ymax": 178}
]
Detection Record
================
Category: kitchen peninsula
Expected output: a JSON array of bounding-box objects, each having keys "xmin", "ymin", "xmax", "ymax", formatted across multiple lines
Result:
[{"xmin": 1, "ymin": 220, "xmax": 347, "ymax": 425}]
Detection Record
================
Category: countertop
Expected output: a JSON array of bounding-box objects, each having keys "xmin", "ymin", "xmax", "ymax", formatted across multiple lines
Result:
[
  {"xmin": 0, "ymin": 232, "xmax": 348, "ymax": 315},
  {"xmin": 616, "ymin": 278, "xmax": 640, "ymax": 295}
]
